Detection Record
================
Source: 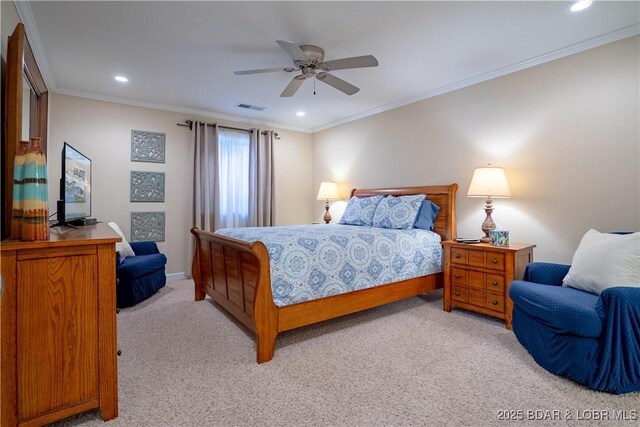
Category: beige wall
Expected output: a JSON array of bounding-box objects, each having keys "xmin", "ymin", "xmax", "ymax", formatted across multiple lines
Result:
[
  {"xmin": 1, "ymin": 1, "xmax": 20, "ymax": 60},
  {"xmin": 312, "ymin": 36, "xmax": 640, "ymax": 264},
  {"xmin": 48, "ymin": 94, "xmax": 313, "ymax": 275}
]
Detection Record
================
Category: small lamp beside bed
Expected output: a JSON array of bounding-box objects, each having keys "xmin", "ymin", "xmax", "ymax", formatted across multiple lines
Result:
[
  {"xmin": 317, "ymin": 181, "xmax": 341, "ymax": 224},
  {"xmin": 467, "ymin": 165, "xmax": 511, "ymax": 242}
]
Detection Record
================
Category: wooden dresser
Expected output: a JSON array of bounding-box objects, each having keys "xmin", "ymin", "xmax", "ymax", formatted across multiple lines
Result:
[
  {"xmin": 1, "ymin": 224, "xmax": 121, "ymax": 427},
  {"xmin": 442, "ymin": 241, "xmax": 535, "ymax": 329}
]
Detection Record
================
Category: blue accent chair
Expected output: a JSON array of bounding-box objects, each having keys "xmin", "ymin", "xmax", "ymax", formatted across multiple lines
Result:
[
  {"xmin": 509, "ymin": 262, "xmax": 640, "ymax": 394},
  {"xmin": 116, "ymin": 241, "xmax": 167, "ymax": 308}
]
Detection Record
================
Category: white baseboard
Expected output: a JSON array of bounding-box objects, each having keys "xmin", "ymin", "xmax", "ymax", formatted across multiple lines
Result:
[{"xmin": 166, "ymin": 272, "xmax": 188, "ymax": 282}]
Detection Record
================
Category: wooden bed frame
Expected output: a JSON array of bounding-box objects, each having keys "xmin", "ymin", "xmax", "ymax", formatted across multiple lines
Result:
[{"xmin": 191, "ymin": 184, "xmax": 458, "ymax": 363}]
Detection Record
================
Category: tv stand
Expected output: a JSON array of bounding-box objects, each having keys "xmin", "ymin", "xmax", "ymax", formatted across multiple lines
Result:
[{"xmin": 1, "ymin": 224, "xmax": 121, "ymax": 425}]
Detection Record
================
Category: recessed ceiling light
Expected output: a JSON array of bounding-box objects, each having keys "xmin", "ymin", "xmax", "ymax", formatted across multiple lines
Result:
[
  {"xmin": 114, "ymin": 75, "xmax": 129, "ymax": 83},
  {"xmin": 296, "ymin": 111, "xmax": 305, "ymax": 117},
  {"xmin": 570, "ymin": 0, "xmax": 592, "ymax": 12}
]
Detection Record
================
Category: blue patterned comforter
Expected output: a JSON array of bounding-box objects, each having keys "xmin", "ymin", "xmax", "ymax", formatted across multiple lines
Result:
[{"xmin": 216, "ymin": 224, "xmax": 443, "ymax": 307}]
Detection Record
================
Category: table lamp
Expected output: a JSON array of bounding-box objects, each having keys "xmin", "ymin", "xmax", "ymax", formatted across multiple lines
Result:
[
  {"xmin": 467, "ymin": 165, "xmax": 511, "ymax": 242},
  {"xmin": 317, "ymin": 181, "xmax": 340, "ymax": 224}
]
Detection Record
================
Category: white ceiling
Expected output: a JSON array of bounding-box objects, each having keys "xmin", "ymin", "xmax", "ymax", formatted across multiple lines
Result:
[{"xmin": 22, "ymin": 1, "xmax": 640, "ymax": 132}]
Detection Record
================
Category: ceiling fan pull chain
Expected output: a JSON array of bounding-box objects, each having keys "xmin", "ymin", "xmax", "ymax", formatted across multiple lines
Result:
[{"xmin": 314, "ymin": 76, "xmax": 316, "ymax": 95}]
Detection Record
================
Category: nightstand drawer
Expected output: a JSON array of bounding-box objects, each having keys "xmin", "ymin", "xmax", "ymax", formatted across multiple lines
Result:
[
  {"xmin": 486, "ymin": 293, "xmax": 505, "ymax": 312},
  {"xmin": 452, "ymin": 285, "xmax": 468, "ymax": 303},
  {"xmin": 468, "ymin": 249, "xmax": 485, "ymax": 268},
  {"xmin": 468, "ymin": 270, "xmax": 484, "ymax": 289},
  {"xmin": 469, "ymin": 288, "xmax": 484, "ymax": 307},
  {"xmin": 486, "ymin": 253, "xmax": 505, "ymax": 271},
  {"xmin": 485, "ymin": 274, "xmax": 505, "ymax": 294},
  {"xmin": 451, "ymin": 267, "xmax": 467, "ymax": 285},
  {"xmin": 451, "ymin": 248, "xmax": 467, "ymax": 264}
]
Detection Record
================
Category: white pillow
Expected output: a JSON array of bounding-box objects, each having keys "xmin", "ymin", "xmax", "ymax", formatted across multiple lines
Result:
[
  {"xmin": 107, "ymin": 222, "xmax": 136, "ymax": 259},
  {"xmin": 563, "ymin": 229, "xmax": 640, "ymax": 294}
]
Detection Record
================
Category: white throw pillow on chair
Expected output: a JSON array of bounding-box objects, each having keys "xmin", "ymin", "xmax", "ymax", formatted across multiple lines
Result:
[
  {"xmin": 108, "ymin": 222, "xmax": 136, "ymax": 259},
  {"xmin": 563, "ymin": 229, "xmax": 640, "ymax": 294}
]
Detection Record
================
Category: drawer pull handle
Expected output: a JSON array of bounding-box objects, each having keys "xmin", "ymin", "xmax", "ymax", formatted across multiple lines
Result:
[
  {"xmin": 492, "ymin": 259, "xmax": 498, "ymax": 264},
  {"xmin": 491, "ymin": 281, "xmax": 498, "ymax": 286},
  {"xmin": 455, "ymin": 254, "xmax": 461, "ymax": 258},
  {"xmin": 491, "ymin": 300, "xmax": 498, "ymax": 305},
  {"xmin": 117, "ymin": 349, "xmax": 122, "ymax": 357},
  {"xmin": 454, "ymin": 274, "xmax": 461, "ymax": 278},
  {"xmin": 455, "ymin": 291, "xmax": 461, "ymax": 296}
]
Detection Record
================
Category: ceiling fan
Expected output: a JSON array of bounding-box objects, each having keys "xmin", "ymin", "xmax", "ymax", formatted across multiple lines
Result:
[{"xmin": 233, "ymin": 40, "xmax": 379, "ymax": 97}]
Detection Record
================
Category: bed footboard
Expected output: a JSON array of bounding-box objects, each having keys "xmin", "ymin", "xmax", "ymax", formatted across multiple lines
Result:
[{"xmin": 191, "ymin": 227, "xmax": 278, "ymax": 363}]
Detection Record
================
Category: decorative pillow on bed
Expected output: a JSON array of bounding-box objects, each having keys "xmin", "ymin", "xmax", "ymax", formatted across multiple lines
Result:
[
  {"xmin": 339, "ymin": 195, "xmax": 384, "ymax": 226},
  {"xmin": 563, "ymin": 229, "xmax": 640, "ymax": 294},
  {"xmin": 413, "ymin": 200, "xmax": 440, "ymax": 231},
  {"xmin": 372, "ymin": 194, "xmax": 425, "ymax": 229}
]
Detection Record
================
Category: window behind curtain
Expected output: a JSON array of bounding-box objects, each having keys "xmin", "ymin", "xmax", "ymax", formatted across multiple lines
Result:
[{"xmin": 217, "ymin": 128, "xmax": 251, "ymax": 227}]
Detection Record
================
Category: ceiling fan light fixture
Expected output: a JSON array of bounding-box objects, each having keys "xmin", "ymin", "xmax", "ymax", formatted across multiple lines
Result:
[{"xmin": 570, "ymin": 0, "xmax": 592, "ymax": 12}]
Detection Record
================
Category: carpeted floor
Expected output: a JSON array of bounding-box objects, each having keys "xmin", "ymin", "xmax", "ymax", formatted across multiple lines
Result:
[{"xmin": 54, "ymin": 279, "xmax": 638, "ymax": 427}]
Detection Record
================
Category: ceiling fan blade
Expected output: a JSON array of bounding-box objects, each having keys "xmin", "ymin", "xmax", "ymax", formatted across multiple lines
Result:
[
  {"xmin": 234, "ymin": 67, "xmax": 295, "ymax": 75},
  {"xmin": 276, "ymin": 40, "xmax": 308, "ymax": 64},
  {"xmin": 280, "ymin": 76, "xmax": 306, "ymax": 97},
  {"xmin": 320, "ymin": 55, "xmax": 378, "ymax": 71},
  {"xmin": 316, "ymin": 73, "xmax": 359, "ymax": 95}
]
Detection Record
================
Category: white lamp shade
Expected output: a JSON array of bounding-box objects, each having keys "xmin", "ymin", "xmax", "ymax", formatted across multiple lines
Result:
[
  {"xmin": 467, "ymin": 166, "xmax": 512, "ymax": 198},
  {"xmin": 317, "ymin": 181, "xmax": 340, "ymax": 200}
]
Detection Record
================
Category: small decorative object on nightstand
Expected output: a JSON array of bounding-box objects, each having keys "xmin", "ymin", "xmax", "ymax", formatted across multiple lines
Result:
[
  {"xmin": 316, "ymin": 181, "xmax": 340, "ymax": 224},
  {"xmin": 467, "ymin": 165, "xmax": 511, "ymax": 243},
  {"xmin": 442, "ymin": 240, "xmax": 535, "ymax": 329}
]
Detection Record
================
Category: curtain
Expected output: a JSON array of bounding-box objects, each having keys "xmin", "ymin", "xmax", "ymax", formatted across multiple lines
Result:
[
  {"xmin": 192, "ymin": 122, "xmax": 274, "ymax": 231},
  {"xmin": 250, "ymin": 129, "xmax": 274, "ymax": 227},
  {"xmin": 192, "ymin": 121, "xmax": 218, "ymax": 231}
]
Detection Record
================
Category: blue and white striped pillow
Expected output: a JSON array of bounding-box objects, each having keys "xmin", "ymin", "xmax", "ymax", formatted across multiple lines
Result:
[
  {"xmin": 372, "ymin": 194, "xmax": 425, "ymax": 229},
  {"xmin": 339, "ymin": 195, "xmax": 384, "ymax": 226}
]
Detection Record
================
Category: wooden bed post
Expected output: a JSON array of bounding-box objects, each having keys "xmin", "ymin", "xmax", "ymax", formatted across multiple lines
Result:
[
  {"xmin": 191, "ymin": 228, "xmax": 205, "ymax": 301},
  {"xmin": 251, "ymin": 242, "xmax": 279, "ymax": 364}
]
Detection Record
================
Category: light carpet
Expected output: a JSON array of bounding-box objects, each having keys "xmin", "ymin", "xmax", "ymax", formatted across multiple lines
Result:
[{"xmin": 55, "ymin": 279, "xmax": 639, "ymax": 427}]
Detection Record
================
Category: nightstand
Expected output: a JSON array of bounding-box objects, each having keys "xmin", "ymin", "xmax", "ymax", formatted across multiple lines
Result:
[{"xmin": 443, "ymin": 241, "xmax": 535, "ymax": 329}]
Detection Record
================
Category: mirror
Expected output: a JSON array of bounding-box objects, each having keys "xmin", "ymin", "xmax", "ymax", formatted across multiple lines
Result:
[
  {"xmin": 2, "ymin": 23, "xmax": 49, "ymax": 239},
  {"xmin": 22, "ymin": 72, "xmax": 32, "ymax": 140}
]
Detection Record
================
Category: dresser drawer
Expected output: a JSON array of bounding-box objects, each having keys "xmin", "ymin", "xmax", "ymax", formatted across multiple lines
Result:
[
  {"xmin": 486, "ymin": 253, "xmax": 505, "ymax": 271},
  {"xmin": 451, "ymin": 248, "xmax": 467, "ymax": 264},
  {"xmin": 451, "ymin": 267, "xmax": 467, "ymax": 285},
  {"xmin": 485, "ymin": 293, "xmax": 505, "ymax": 312},
  {"xmin": 485, "ymin": 274, "xmax": 505, "ymax": 294},
  {"xmin": 452, "ymin": 285, "xmax": 468, "ymax": 303},
  {"xmin": 469, "ymin": 288, "xmax": 485, "ymax": 307}
]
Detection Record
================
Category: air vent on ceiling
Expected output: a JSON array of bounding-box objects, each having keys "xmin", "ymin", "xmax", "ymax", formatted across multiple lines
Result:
[{"xmin": 236, "ymin": 103, "xmax": 265, "ymax": 111}]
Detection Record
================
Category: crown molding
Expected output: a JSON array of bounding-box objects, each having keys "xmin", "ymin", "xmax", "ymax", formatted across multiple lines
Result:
[
  {"xmin": 52, "ymin": 88, "xmax": 313, "ymax": 133},
  {"xmin": 14, "ymin": 0, "xmax": 56, "ymax": 91},
  {"xmin": 311, "ymin": 24, "xmax": 640, "ymax": 133}
]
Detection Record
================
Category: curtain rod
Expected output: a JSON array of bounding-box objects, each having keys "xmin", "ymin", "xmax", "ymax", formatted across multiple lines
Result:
[{"xmin": 177, "ymin": 120, "xmax": 280, "ymax": 139}]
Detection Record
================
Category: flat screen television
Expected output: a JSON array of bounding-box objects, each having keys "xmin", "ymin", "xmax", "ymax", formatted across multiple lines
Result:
[{"xmin": 56, "ymin": 142, "xmax": 92, "ymax": 226}]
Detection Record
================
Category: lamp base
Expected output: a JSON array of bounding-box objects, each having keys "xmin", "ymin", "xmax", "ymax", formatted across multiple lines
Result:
[
  {"xmin": 323, "ymin": 200, "xmax": 331, "ymax": 224},
  {"xmin": 480, "ymin": 197, "xmax": 496, "ymax": 243}
]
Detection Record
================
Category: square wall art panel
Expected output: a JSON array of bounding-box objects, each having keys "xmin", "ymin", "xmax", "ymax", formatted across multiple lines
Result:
[
  {"xmin": 130, "ymin": 171, "xmax": 165, "ymax": 202},
  {"xmin": 131, "ymin": 130, "xmax": 166, "ymax": 163},
  {"xmin": 131, "ymin": 212, "xmax": 165, "ymax": 242}
]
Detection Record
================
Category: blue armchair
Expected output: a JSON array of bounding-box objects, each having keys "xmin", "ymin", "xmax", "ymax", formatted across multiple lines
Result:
[
  {"xmin": 116, "ymin": 241, "xmax": 167, "ymax": 308},
  {"xmin": 509, "ymin": 262, "xmax": 640, "ymax": 394}
]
